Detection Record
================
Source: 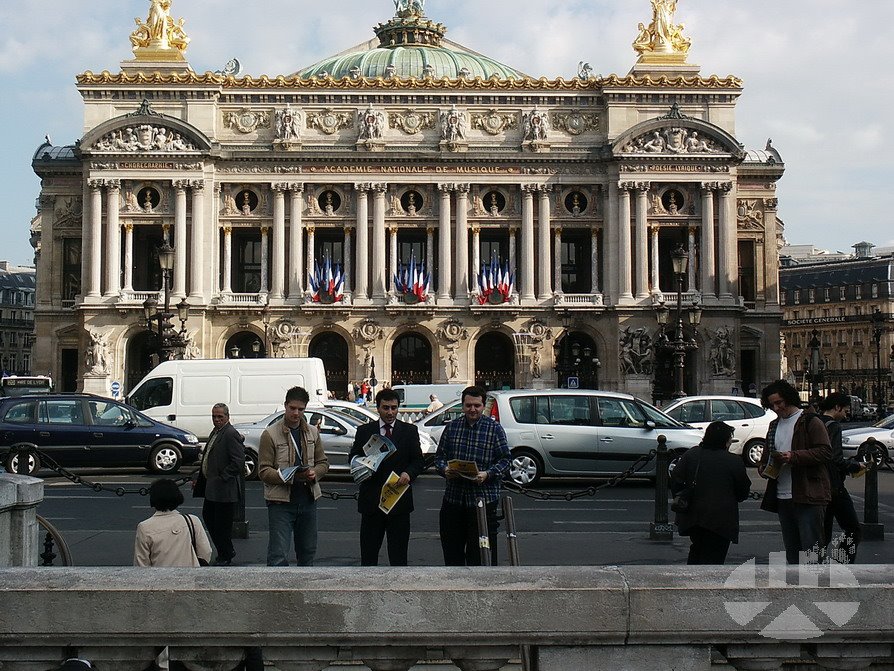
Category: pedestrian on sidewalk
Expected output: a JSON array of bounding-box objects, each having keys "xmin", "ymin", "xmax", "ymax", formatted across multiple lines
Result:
[
  {"xmin": 670, "ymin": 421, "xmax": 751, "ymax": 564},
  {"xmin": 193, "ymin": 403, "xmax": 245, "ymax": 566},
  {"xmin": 134, "ymin": 478, "xmax": 211, "ymax": 567}
]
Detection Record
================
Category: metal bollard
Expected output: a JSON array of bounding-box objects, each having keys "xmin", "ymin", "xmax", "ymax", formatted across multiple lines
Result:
[
  {"xmin": 501, "ymin": 494, "xmax": 520, "ymax": 566},
  {"xmin": 232, "ymin": 474, "xmax": 249, "ymax": 539},
  {"xmin": 859, "ymin": 438, "xmax": 885, "ymax": 541},
  {"xmin": 649, "ymin": 434, "xmax": 674, "ymax": 541},
  {"xmin": 475, "ymin": 497, "xmax": 492, "ymax": 566},
  {"xmin": 16, "ymin": 445, "xmax": 32, "ymax": 476}
]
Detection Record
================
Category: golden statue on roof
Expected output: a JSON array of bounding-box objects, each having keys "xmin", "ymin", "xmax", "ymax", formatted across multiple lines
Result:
[
  {"xmin": 633, "ymin": 0, "xmax": 691, "ymax": 58},
  {"xmin": 130, "ymin": 0, "xmax": 190, "ymax": 62}
]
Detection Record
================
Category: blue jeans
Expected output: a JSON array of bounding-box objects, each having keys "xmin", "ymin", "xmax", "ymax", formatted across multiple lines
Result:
[{"xmin": 266, "ymin": 498, "xmax": 318, "ymax": 566}]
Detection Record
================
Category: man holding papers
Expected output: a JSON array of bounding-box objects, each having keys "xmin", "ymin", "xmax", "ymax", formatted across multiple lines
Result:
[
  {"xmin": 349, "ymin": 389, "xmax": 425, "ymax": 566},
  {"xmin": 258, "ymin": 386, "xmax": 329, "ymax": 566},
  {"xmin": 435, "ymin": 385, "xmax": 511, "ymax": 566}
]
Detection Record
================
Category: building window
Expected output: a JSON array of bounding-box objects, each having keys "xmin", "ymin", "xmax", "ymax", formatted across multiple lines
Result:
[
  {"xmin": 871, "ymin": 283, "xmax": 879, "ymax": 298},
  {"xmin": 62, "ymin": 238, "xmax": 82, "ymax": 303},
  {"xmin": 839, "ymin": 286, "xmax": 846, "ymax": 301},
  {"xmin": 823, "ymin": 287, "xmax": 830, "ymax": 302},
  {"xmin": 838, "ymin": 308, "xmax": 845, "ymax": 317},
  {"xmin": 560, "ymin": 232, "xmax": 592, "ymax": 293},
  {"xmin": 794, "ymin": 290, "xmax": 800, "ymax": 304},
  {"xmin": 807, "ymin": 288, "xmax": 815, "ymax": 303},
  {"xmin": 737, "ymin": 240, "xmax": 756, "ymax": 304},
  {"xmin": 232, "ymin": 232, "xmax": 265, "ymax": 293},
  {"xmin": 855, "ymin": 285, "xmax": 862, "ymax": 299},
  {"xmin": 780, "ymin": 291, "xmax": 786, "ymax": 305}
]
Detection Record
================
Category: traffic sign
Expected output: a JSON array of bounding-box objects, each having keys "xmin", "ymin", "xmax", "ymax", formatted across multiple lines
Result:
[
  {"xmin": 110, "ymin": 380, "xmax": 121, "ymax": 397},
  {"xmin": 567, "ymin": 376, "xmax": 580, "ymax": 389}
]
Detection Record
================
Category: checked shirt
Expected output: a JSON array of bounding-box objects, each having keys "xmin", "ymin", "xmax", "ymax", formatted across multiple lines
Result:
[{"xmin": 435, "ymin": 415, "xmax": 511, "ymax": 507}]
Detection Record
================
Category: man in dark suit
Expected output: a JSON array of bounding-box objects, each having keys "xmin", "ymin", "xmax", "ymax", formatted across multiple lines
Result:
[
  {"xmin": 349, "ymin": 388, "xmax": 425, "ymax": 566},
  {"xmin": 194, "ymin": 403, "xmax": 245, "ymax": 566}
]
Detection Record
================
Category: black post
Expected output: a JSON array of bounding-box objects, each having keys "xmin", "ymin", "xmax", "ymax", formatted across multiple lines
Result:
[
  {"xmin": 502, "ymin": 494, "xmax": 520, "ymax": 566},
  {"xmin": 650, "ymin": 434, "xmax": 673, "ymax": 540},
  {"xmin": 860, "ymin": 438, "xmax": 884, "ymax": 541},
  {"xmin": 15, "ymin": 445, "xmax": 31, "ymax": 476},
  {"xmin": 475, "ymin": 497, "xmax": 492, "ymax": 566},
  {"xmin": 232, "ymin": 474, "xmax": 249, "ymax": 539}
]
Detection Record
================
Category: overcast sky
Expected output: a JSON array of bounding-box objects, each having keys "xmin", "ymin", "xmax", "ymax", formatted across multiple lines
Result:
[{"xmin": 1, "ymin": 0, "xmax": 890, "ymax": 267}]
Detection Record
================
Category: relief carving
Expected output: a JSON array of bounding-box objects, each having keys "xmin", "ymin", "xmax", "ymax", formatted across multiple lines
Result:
[
  {"xmin": 552, "ymin": 111, "xmax": 599, "ymax": 136},
  {"xmin": 92, "ymin": 125, "xmax": 197, "ymax": 152},
  {"xmin": 224, "ymin": 108, "xmax": 272, "ymax": 134},
  {"xmin": 307, "ymin": 109, "xmax": 353, "ymax": 135},
  {"xmin": 471, "ymin": 109, "xmax": 518, "ymax": 135},
  {"xmin": 389, "ymin": 110, "xmax": 436, "ymax": 135}
]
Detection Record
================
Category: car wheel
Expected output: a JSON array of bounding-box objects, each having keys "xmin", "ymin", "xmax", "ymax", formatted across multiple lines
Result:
[
  {"xmin": 509, "ymin": 449, "xmax": 543, "ymax": 487},
  {"xmin": 244, "ymin": 449, "xmax": 259, "ymax": 480},
  {"xmin": 856, "ymin": 441, "xmax": 890, "ymax": 469},
  {"xmin": 743, "ymin": 439, "xmax": 765, "ymax": 467},
  {"xmin": 4, "ymin": 447, "xmax": 41, "ymax": 476},
  {"xmin": 149, "ymin": 444, "xmax": 182, "ymax": 474}
]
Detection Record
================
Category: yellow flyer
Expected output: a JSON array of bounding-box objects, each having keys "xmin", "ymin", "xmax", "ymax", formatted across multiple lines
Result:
[{"xmin": 378, "ymin": 471, "xmax": 410, "ymax": 514}]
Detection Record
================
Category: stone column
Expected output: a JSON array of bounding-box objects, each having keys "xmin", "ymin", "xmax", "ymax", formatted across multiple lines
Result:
[
  {"xmin": 426, "ymin": 226, "xmax": 435, "ymax": 287},
  {"xmin": 271, "ymin": 184, "xmax": 286, "ymax": 299},
  {"xmin": 86, "ymin": 179, "xmax": 103, "ymax": 298},
  {"xmin": 763, "ymin": 198, "xmax": 780, "ymax": 306},
  {"xmin": 173, "ymin": 181, "xmax": 188, "ymax": 297},
  {"xmin": 590, "ymin": 228, "xmax": 600, "ymax": 294},
  {"xmin": 718, "ymin": 183, "xmax": 734, "ymax": 299},
  {"xmin": 617, "ymin": 182, "xmax": 634, "ymax": 301},
  {"xmin": 605, "ymin": 186, "xmax": 617, "ymax": 302},
  {"xmin": 472, "ymin": 226, "xmax": 482, "ymax": 293},
  {"xmin": 634, "ymin": 183, "xmax": 650, "ymax": 299},
  {"xmin": 306, "ymin": 225, "xmax": 316, "ymax": 295},
  {"xmin": 688, "ymin": 227, "xmax": 697, "ymax": 292},
  {"xmin": 700, "ymin": 183, "xmax": 716, "ymax": 299},
  {"xmin": 537, "ymin": 186, "xmax": 552, "ymax": 300},
  {"xmin": 289, "ymin": 184, "xmax": 305, "ymax": 298},
  {"xmin": 389, "ymin": 226, "xmax": 399, "ymax": 293},
  {"xmin": 123, "ymin": 223, "xmax": 134, "ymax": 293},
  {"xmin": 212, "ymin": 184, "xmax": 222, "ymax": 294},
  {"xmin": 189, "ymin": 180, "xmax": 205, "ymax": 299},
  {"xmin": 553, "ymin": 228, "xmax": 563, "ymax": 294},
  {"xmin": 437, "ymin": 184, "xmax": 453, "ymax": 301},
  {"xmin": 104, "ymin": 180, "xmax": 121, "ymax": 297},
  {"xmin": 260, "ymin": 226, "xmax": 270, "ymax": 294},
  {"xmin": 454, "ymin": 184, "xmax": 470, "ymax": 299},
  {"xmin": 343, "ymin": 226, "xmax": 353, "ymax": 295},
  {"xmin": 222, "ymin": 226, "xmax": 233, "ymax": 293},
  {"xmin": 353, "ymin": 184, "xmax": 369, "ymax": 301},
  {"xmin": 650, "ymin": 226, "xmax": 661, "ymax": 294},
  {"xmin": 521, "ymin": 185, "xmax": 536, "ymax": 301},
  {"xmin": 372, "ymin": 185, "xmax": 387, "ymax": 300}
]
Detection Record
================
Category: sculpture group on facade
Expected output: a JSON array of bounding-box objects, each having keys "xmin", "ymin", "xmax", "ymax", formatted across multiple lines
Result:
[
  {"xmin": 619, "ymin": 326, "xmax": 654, "ymax": 376},
  {"xmin": 275, "ymin": 107, "xmax": 302, "ymax": 143},
  {"xmin": 440, "ymin": 106, "xmax": 468, "ymax": 143},
  {"xmin": 621, "ymin": 126, "xmax": 720, "ymax": 154},
  {"xmin": 358, "ymin": 106, "xmax": 386, "ymax": 141},
  {"xmin": 93, "ymin": 125, "xmax": 196, "ymax": 152},
  {"xmin": 709, "ymin": 326, "xmax": 736, "ymax": 377},
  {"xmin": 85, "ymin": 328, "xmax": 110, "ymax": 375},
  {"xmin": 522, "ymin": 109, "xmax": 550, "ymax": 143},
  {"xmin": 632, "ymin": 0, "xmax": 691, "ymax": 56},
  {"xmin": 130, "ymin": 0, "xmax": 190, "ymax": 54}
]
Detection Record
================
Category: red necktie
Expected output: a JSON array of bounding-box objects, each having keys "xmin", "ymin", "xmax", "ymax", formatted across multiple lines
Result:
[{"xmin": 384, "ymin": 424, "xmax": 393, "ymax": 438}]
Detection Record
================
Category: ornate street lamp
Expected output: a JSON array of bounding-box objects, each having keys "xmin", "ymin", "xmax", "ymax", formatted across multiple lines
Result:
[
  {"xmin": 655, "ymin": 244, "xmax": 701, "ymax": 399},
  {"xmin": 142, "ymin": 242, "xmax": 189, "ymax": 364},
  {"xmin": 806, "ymin": 328, "xmax": 822, "ymax": 407},
  {"xmin": 871, "ymin": 308, "xmax": 886, "ymax": 417}
]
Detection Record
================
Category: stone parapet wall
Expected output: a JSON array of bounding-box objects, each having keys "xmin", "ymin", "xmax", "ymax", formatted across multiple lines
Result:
[{"xmin": 0, "ymin": 566, "xmax": 891, "ymax": 670}]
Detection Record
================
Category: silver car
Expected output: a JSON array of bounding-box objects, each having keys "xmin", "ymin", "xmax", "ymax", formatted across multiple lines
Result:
[
  {"xmin": 414, "ymin": 400, "xmax": 464, "ymax": 445},
  {"xmin": 322, "ymin": 400, "xmax": 380, "ymax": 424},
  {"xmin": 483, "ymin": 389, "xmax": 704, "ymax": 486},
  {"xmin": 842, "ymin": 413, "xmax": 894, "ymax": 467}
]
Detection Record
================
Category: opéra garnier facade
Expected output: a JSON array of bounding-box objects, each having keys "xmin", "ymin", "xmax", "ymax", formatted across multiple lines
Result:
[{"xmin": 32, "ymin": 0, "xmax": 784, "ymax": 400}]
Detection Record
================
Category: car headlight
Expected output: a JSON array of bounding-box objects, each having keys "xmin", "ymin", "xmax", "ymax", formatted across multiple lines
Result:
[
  {"xmin": 842, "ymin": 436, "xmax": 853, "ymax": 445},
  {"xmin": 184, "ymin": 434, "xmax": 199, "ymax": 444},
  {"xmin": 419, "ymin": 432, "xmax": 436, "ymax": 454}
]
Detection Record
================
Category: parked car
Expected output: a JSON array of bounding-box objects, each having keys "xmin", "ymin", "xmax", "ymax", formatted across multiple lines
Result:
[
  {"xmin": 842, "ymin": 413, "xmax": 894, "ymax": 467},
  {"xmin": 482, "ymin": 389, "xmax": 704, "ymax": 486},
  {"xmin": 0, "ymin": 393, "xmax": 200, "ymax": 476},
  {"xmin": 322, "ymin": 400, "xmax": 379, "ymax": 424},
  {"xmin": 662, "ymin": 395, "xmax": 776, "ymax": 466},
  {"xmin": 233, "ymin": 407, "xmax": 437, "ymax": 478},
  {"xmin": 414, "ymin": 400, "xmax": 464, "ymax": 445}
]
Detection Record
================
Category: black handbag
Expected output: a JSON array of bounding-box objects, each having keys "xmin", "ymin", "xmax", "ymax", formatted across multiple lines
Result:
[
  {"xmin": 670, "ymin": 451, "xmax": 701, "ymax": 513},
  {"xmin": 181, "ymin": 512, "xmax": 209, "ymax": 566}
]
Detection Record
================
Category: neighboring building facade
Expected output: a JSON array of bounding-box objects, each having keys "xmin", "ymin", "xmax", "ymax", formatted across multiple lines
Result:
[
  {"xmin": 780, "ymin": 242, "xmax": 894, "ymax": 407},
  {"xmin": 31, "ymin": 0, "xmax": 784, "ymax": 401},
  {"xmin": 0, "ymin": 262, "xmax": 36, "ymax": 376}
]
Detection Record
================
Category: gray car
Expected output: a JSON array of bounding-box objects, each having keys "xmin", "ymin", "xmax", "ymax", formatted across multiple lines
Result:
[
  {"xmin": 413, "ymin": 399, "xmax": 464, "ymax": 445},
  {"xmin": 233, "ymin": 408, "xmax": 364, "ymax": 479},
  {"xmin": 483, "ymin": 389, "xmax": 704, "ymax": 486}
]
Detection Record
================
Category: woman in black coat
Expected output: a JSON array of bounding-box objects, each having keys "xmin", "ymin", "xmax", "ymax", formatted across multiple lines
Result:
[{"xmin": 670, "ymin": 421, "xmax": 751, "ymax": 564}]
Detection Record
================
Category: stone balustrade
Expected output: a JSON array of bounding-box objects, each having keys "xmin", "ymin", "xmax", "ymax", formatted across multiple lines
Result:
[
  {"xmin": 0, "ymin": 565, "xmax": 891, "ymax": 671},
  {"xmin": 0, "ymin": 472, "xmax": 43, "ymax": 567}
]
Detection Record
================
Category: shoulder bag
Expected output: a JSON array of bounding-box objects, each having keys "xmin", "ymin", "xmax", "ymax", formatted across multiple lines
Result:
[
  {"xmin": 180, "ymin": 512, "xmax": 209, "ymax": 566},
  {"xmin": 671, "ymin": 450, "xmax": 702, "ymax": 513}
]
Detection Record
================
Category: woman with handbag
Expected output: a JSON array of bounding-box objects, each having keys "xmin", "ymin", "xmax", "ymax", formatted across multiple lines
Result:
[
  {"xmin": 670, "ymin": 421, "xmax": 751, "ymax": 564},
  {"xmin": 134, "ymin": 478, "xmax": 212, "ymax": 567}
]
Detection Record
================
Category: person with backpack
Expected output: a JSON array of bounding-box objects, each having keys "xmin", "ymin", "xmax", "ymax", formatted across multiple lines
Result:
[{"xmin": 819, "ymin": 392, "xmax": 863, "ymax": 563}]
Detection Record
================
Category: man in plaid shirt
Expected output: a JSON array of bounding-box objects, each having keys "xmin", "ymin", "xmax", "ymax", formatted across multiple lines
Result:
[{"xmin": 435, "ymin": 385, "xmax": 511, "ymax": 565}]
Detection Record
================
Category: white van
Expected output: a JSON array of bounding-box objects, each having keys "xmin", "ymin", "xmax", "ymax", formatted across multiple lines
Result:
[
  {"xmin": 392, "ymin": 384, "xmax": 466, "ymax": 409},
  {"xmin": 126, "ymin": 358, "xmax": 327, "ymax": 440}
]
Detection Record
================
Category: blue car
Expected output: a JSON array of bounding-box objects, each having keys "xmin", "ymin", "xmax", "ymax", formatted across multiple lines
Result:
[{"xmin": 0, "ymin": 393, "xmax": 200, "ymax": 476}]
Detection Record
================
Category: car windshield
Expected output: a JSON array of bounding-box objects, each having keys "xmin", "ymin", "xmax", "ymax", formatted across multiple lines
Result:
[
  {"xmin": 636, "ymin": 400, "xmax": 688, "ymax": 428},
  {"xmin": 873, "ymin": 414, "xmax": 894, "ymax": 429}
]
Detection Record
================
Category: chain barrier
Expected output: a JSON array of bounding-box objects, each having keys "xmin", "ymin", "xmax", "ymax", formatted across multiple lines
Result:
[{"xmin": 503, "ymin": 448, "xmax": 658, "ymax": 500}]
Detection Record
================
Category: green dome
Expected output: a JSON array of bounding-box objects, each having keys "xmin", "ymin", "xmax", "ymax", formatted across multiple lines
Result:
[
  {"xmin": 297, "ymin": 7, "xmax": 526, "ymax": 81},
  {"xmin": 299, "ymin": 46, "xmax": 525, "ymax": 81}
]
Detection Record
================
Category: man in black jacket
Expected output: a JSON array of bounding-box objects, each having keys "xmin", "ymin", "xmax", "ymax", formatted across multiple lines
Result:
[
  {"xmin": 349, "ymin": 388, "xmax": 425, "ymax": 566},
  {"xmin": 819, "ymin": 392, "xmax": 863, "ymax": 563},
  {"xmin": 194, "ymin": 403, "xmax": 245, "ymax": 566}
]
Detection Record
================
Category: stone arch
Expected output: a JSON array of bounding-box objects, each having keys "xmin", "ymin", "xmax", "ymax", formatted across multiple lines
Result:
[
  {"xmin": 219, "ymin": 328, "xmax": 266, "ymax": 359},
  {"xmin": 390, "ymin": 330, "xmax": 434, "ymax": 385},
  {"xmin": 473, "ymin": 330, "xmax": 516, "ymax": 390},
  {"xmin": 611, "ymin": 116, "xmax": 745, "ymax": 160},
  {"xmin": 309, "ymin": 331, "xmax": 349, "ymax": 399},
  {"xmin": 122, "ymin": 325, "xmax": 157, "ymax": 394},
  {"xmin": 554, "ymin": 330, "xmax": 602, "ymax": 389}
]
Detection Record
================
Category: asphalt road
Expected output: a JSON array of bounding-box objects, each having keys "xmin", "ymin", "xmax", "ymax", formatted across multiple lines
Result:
[{"xmin": 34, "ymin": 467, "xmax": 894, "ymax": 567}]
